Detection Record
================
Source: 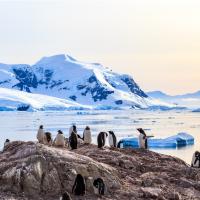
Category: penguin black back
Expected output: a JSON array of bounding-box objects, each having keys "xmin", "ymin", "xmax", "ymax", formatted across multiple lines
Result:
[
  {"xmin": 109, "ymin": 131, "xmax": 117, "ymax": 147},
  {"xmin": 69, "ymin": 131, "xmax": 78, "ymax": 150},
  {"xmin": 97, "ymin": 132, "xmax": 107, "ymax": 148},
  {"xmin": 72, "ymin": 174, "xmax": 86, "ymax": 196},
  {"xmin": 45, "ymin": 132, "xmax": 52, "ymax": 143},
  {"xmin": 93, "ymin": 178, "xmax": 105, "ymax": 195}
]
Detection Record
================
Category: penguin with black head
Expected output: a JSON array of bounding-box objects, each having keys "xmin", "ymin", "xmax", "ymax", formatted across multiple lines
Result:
[
  {"xmin": 108, "ymin": 131, "xmax": 117, "ymax": 148},
  {"xmin": 93, "ymin": 178, "xmax": 105, "ymax": 195},
  {"xmin": 37, "ymin": 125, "xmax": 44, "ymax": 143},
  {"xmin": 191, "ymin": 151, "xmax": 200, "ymax": 168},
  {"xmin": 72, "ymin": 174, "xmax": 86, "ymax": 196},
  {"xmin": 97, "ymin": 132, "xmax": 108, "ymax": 148},
  {"xmin": 137, "ymin": 128, "xmax": 148, "ymax": 149},
  {"xmin": 69, "ymin": 131, "xmax": 78, "ymax": 150},
  {"xmin": 55, "ymin": 130, "xmax": 65, "ymax": 147}
]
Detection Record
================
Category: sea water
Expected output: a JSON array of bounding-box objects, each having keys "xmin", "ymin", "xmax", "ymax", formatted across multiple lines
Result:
[{"xmin": 0, "ymin": 110, "xmax": 199, "ymax": 164}]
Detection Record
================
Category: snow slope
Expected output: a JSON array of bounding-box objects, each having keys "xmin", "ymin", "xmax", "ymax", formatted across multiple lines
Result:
[
  {"xmin": 0, "ymin": 88, "xmax": 91, "ymax": 111},
  {"xmin": 0, "ymin": 54, "xmax": 172, "ymax": 110}
]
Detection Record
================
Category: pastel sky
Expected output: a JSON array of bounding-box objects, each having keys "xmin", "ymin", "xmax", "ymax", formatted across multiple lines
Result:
[{"xmin": 0, "ymin": 0, "xmax": 199, "ymax": 95}]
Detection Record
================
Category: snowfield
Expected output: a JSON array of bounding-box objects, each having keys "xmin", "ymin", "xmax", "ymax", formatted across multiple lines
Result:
[{"xmin": 0, "ymin": 88, "xmax": 92, "ymax": 111}]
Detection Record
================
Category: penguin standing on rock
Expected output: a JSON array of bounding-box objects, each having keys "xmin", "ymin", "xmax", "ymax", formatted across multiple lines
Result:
[
  {"xmin": 44, "ymin": 132, "xmax": 53, "ymax": 146},
  {"xmin": 3, "ymin": 139, "xmax": 10, "ymax": 151},
  {"xmin": 93, "ymin": 178, "xmax": 105, "ymax": 195},
  {"xmin": 97, "ymin": 132, "xmax": 108, "ymax": 148},
  {"xmin": 83, "ymin": 126, "xmax": 92, "ymax": 144},
  {"xmin": 137, "ymin": 128, "xmax": 148, "ymax": 149},
  {"xmin": 72, "ymin": 174, "xmax": 86, "ymax": 196},
  {"xmin": 37, "ymin": 125, "xmax": 44, "ymax": 143},
  {"xmin": 69, "ymin": 131, "xmax": 78, "ymax": 150},
  {"xmin": 108, "ymin": 131, "xmax": 117, "ymax": 148},
  {"xmin": 55, "ymin": 130, "xmax": 65, "ymax": 147},
  {"xmin": 191, "ymin": 151, "xmax": 200, "ymax": 168}
]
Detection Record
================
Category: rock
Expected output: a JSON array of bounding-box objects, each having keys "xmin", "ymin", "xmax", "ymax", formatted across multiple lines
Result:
[
  {"xmin": 141, "ymin": 187, "xmax": 162, "ymax": 198},
  {"xmin": 168, "ymin": 192, "xmax": 181, "ymax": 200},
  {"xmin": 1, "ymin": 141, "xmax": 200, "ymax": 199}
]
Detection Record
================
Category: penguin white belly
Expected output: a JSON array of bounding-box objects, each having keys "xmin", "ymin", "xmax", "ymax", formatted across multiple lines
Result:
[
  {"xmin": 55, "ymin": 135, "xmax": 65, "ymax": 146},
  {"xmin": 139, "ymin": 134, "xmax": 145, "ymax": 148},
  {"xmin": 109, "ymin": 134, "xmax": 114, "ymax": 147}
]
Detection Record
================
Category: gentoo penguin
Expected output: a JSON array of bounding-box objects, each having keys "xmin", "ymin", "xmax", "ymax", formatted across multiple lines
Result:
[
  {"xmin": 191, "ymin": 151, "xmax": 200, "ymax": 168},
  {"xmin": 3, "ymin": 139, "xmax": 10, "ymax": 150},
  {"xmin": 93, "ymin": 178, "xmax": 105, "ymax": 195},
  {"xmin": 60, "ymin": 192, "xmax": 72, "ymax": 200},
  {"xmin": 69, "ymin": 124, "xmax": 76, "ymax": 138},
  {"xmin": 69, "ymin": 131, "xmax": 78, "ymax": 150},
  {"xmin": 44, "ymin": 132, "xmax": 53, "ymax": 146},
  {"xmin": 37, "ymin": 125, "xmax": 44, "ymax": 143},
  {"xmin": 69, "ymin": 125, "xmax": 82, "ymax": 140},
  {"xmin": 108, "ymin": 131, "xmax": 117, "ymax": 148},
  {"xmin": 137, "ymin": 128, "xmax": 148, "ymax": 149},
  {"xmin": 54, "ymin": 130, "xmax": 65, "ymax": 147},
  {"xmin": 83, "ymin": 126, "xmax": 92, "ymax": 144},
  {"xmin": 97, "ymin": 132, "xmax": 108, "ymax": 148},
  {"xmin": 72, "ymin": 174, "xmax": 86, "ymax": 196}
]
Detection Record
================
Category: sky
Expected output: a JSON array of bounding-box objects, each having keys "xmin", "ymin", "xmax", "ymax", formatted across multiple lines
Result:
[{"xmin": 0, "ymin": 0, "xmax": 199, "ymax": 95}]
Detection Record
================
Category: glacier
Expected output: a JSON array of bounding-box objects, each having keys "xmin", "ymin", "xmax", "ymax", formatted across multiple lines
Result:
[{"xmin": 0, "ymin": 54, "xmax": 173, "ymax": 110}]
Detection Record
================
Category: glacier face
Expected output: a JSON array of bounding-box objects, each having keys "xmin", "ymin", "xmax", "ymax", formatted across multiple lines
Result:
[{"xmin": 0, "ymin": 54, "xmax": 171, "ymax": 110}]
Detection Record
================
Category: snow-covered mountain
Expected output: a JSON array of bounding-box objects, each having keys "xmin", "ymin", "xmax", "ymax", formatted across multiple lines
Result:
[
  {"xmin": 0, "ymin": 54, "xmax": 172, "ymax": 110},
  {"xmin": 147, "ymin": 91, "xmax": 200, "ymax": 109}
]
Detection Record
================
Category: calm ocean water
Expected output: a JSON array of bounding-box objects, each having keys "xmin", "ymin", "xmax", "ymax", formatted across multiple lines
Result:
[{"xmin": 0, "ymin": 110, "xmax": 199, "ymax": 164}]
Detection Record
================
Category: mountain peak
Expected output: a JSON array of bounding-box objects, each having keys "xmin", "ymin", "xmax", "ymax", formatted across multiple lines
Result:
[{"xmin": 35, "ymin": 54, "xmax": 67, "ymax": 65}]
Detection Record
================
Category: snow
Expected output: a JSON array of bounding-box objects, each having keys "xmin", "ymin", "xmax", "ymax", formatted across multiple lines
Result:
[
  {"xmin": 147, "ymin": 91, "xmax": 200, "ymax": 109},
  {"xmin": 0, "ymin": 88, "xmax": 91, "ymax": 111}
]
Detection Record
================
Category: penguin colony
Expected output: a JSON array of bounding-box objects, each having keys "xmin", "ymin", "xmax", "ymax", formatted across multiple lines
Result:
[{"xmin": 3, "ymin": 125, "xmax": 199, "ymax": 199}]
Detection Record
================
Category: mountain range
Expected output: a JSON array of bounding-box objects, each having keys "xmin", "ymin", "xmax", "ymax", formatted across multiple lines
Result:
[
  {"xmin": 0, "ymin": 54, "xmax": 172, "ymax": 111},
  {"xmin": 147, "ymin": 91, "xmax": 200, "ymax": 109}
]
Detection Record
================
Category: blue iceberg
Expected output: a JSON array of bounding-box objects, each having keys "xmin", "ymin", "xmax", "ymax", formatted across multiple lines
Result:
[{"xmin": 119, "ymin": 132, "xmax": 194, "ymax": 149}]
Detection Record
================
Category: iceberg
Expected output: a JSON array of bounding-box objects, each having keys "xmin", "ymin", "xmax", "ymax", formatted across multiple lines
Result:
[{"xmin": 119, "ymin": 132, "xmax": 194, "ymax": 149}]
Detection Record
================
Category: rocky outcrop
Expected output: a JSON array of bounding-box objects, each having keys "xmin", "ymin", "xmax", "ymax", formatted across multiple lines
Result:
[{"xmin": 0, "ymin": 141, "xmax": 200, "ymax": 199}]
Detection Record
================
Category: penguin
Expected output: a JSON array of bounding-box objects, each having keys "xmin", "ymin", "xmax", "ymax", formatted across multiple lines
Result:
[
  {"xmin": 69, "ymin": 131, "xmax": 78, "ymax": 150},
  {"xmin": 137, "ymin": 128, "xmax": 148, "ymax": 149},
  {"xmin": 83, "ymin": 126, "xmax": 92, "ymax": 144},
  {"xmin": 93, "ymin": 178, "xmax": 105, "ymax": 195},
  {"xmin": 3, "ymin": 139, "xmax": 10, "ymax": 151},
  {"xmin": 72, "ymin": 174, "xmax": 86, "ymax": 196},
  {"xmin": 108, "ymin": 131, "xmax": 117, "ymax": 148},
  {"xmin": 97, "ymin": 132, "xmax": 108, "ymax": 148},
  {"xmin": 44, "ymin": 132, "xmax": 53, "ymax": 146},
  {"xmin": 69, "ymin": 124, "xmax": 77, "ymax": 138},
  {"xmin": 60, "ymin": 192, "xmax": 72, "ymax": 200},
  {"xmin": 69, "ymin": 125, "xmax": 82, "ymax": 140},
  {"xmin": 37, "ymin": 125, "xmax": 45, "ymax": 143},
  {"xmin": 54, "ymin": 130, "xmax": 65, "ymax": 147},
  {"xmin": 191, "ymin": 151, "xmax": 200, "ymax": 168}
]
